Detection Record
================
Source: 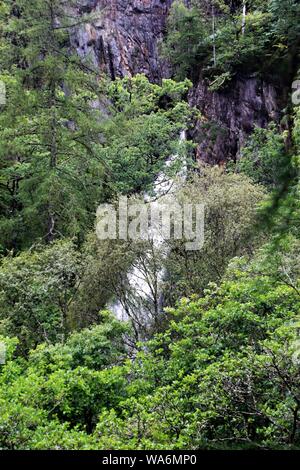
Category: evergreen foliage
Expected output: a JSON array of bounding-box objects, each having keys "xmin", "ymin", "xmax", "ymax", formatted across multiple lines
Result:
[{"xmin": 0, "ymin": 0, "xmax": 299, "ymax": 450}]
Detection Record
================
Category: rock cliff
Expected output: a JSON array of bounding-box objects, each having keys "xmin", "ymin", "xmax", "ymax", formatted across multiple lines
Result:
[
  {"xmin": 73, "ymin": 0, "xmax": 282, "ymax": 163},
  {"xmin": 189, "ymin": 76, "xmax": 280, "ymax": 164},
  {"xmin": 73, "ymin": 0, "xmax": 173, "ymax": 81}
]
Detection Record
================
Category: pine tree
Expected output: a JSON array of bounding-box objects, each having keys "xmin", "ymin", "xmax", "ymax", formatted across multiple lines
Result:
[{"xmin": 0, "ymin": 0, "xmax": 107, "ymax": 250}]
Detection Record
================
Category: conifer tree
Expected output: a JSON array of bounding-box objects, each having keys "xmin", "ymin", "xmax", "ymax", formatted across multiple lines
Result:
[{"xmin": 0, "ymin": 0, "xmax": 106, "ymax": 250}]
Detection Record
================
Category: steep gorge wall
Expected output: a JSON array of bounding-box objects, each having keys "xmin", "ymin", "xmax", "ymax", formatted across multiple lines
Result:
[
  {"xmin": 73, "ymin": 0, "xmax": 173, "ymax": 81},
  {"xmin": 73, "ymin": 0, "xmax": 281, "ymax": 163},
  {"xmin": 189, "ymin": 76, "xmax": 280, "ymax": 164}
]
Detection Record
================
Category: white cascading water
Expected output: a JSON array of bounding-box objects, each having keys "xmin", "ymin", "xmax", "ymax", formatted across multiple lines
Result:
[{"xmin": 109, "ymin": 130, "xmax": 187, "ymax": 326}]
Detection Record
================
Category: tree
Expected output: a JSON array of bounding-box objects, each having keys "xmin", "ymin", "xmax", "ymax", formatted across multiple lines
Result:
[
  {"xmin": 161, "ymin": 0, "xmax": 299, "ymax": 89},
  {"xmin": 103, "ymin": 75, "xmax": 192, "ymax": 195},
  {"xmin": 237, "ymin": 124, "xmax": 288, "ymax": 189},
  {"xmin": 160, "ymin": 0, "xmax": 210, "ymax": 80},
  {"xmin": 0, "ymin": 240, "xmax": 82, "ymax": 353},
  {"xmin": 93, "ymin": 244, "xmax": 300, "ymax": 449},
  {"xmin": 0, "ymin": 314, "xmax": 129, "ymax": 448},
  {"xmin": 163, "ymin": 167, "xmax": 266, "ymax": 303},
  {"xmin": 0, "ymin": 0, "xmax": 106, "ymax": 250}
]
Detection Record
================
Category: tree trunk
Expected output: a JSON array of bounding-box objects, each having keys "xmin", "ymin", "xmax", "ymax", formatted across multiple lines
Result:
[
  {"xmin": 212, "ymin": 3, "xmax": 217, "ymax": 66},
  {"xmin": 242, "ymin": 1, "xmax": 247, "ymax": 35}
]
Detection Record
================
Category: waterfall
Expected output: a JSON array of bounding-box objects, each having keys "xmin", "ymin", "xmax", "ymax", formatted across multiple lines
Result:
[{"xmin": 109, "ymin": 130, "xmax": 187, "ymax": 327}]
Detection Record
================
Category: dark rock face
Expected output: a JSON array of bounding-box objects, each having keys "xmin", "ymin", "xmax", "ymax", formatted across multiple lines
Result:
[
  {"xmin": 72, "ymin": 0, "xmax": 281, "ymax": 162},
  {"xmin": 189, "ymin": 76, "xmax": 280, "ymax": 164},
  {"xmin": 72, "ymin": 0, "xmax": 173, "ymax": 82}
]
